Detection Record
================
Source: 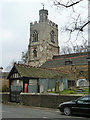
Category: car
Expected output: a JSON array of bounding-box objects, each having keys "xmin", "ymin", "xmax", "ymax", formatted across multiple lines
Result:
[{"xmin": 59, "ymin": 95, "xmax": 90, "ymax": 116}]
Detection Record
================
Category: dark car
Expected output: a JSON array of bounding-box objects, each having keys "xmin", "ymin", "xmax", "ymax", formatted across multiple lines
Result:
[{"xmin": 59, "ymin": 95, "xmax": 90, "ymax": 116}]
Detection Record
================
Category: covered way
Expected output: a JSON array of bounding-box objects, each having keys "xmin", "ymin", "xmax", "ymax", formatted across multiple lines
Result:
[{"xmin": 7, "ymin": 63, "xmax": 69, "ymax": 102}]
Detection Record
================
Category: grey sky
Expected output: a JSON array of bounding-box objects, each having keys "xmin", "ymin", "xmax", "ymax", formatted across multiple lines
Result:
[{"xmin": 0, "ymin": 0, "xmax": 88, "ymax": 71}]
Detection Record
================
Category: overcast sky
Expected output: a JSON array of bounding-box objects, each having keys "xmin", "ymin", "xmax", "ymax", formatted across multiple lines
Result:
[{"xmin": 0, "ymin": 0, "xmax": 88, "ymax": 71}]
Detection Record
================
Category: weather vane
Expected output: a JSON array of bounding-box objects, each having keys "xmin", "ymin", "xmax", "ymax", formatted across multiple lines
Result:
[{"xmin": 41, "ymin": 3, "xmax": 45, "ymax": 9}]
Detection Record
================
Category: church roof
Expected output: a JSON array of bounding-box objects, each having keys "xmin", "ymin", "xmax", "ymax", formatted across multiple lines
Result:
[
  {"xmin": 41, "ymin": 52, "xmax": 88, "ymax": 68},
  {"xmin": 7, "ymin": 64, "xmax": 69, "ymax": 79}
]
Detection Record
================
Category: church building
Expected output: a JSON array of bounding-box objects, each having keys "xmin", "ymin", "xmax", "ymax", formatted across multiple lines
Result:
[
  {"xmin": 6, "ymin": 7, "xmax": 89, "ymax": 101},
  {"xmin": 27, "ymin": 7, "xmax": 59, "ymax": 67},
  {"xmin": 27, "ymin": 7, "xmax": 88, "ymax": 87}
]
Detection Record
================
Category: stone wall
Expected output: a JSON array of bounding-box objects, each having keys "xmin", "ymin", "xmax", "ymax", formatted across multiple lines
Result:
[
  {"xmin": 1, "ymin": 72, "xmax": 9, "ymax": 92},
  {"xmin": 20, "ymin": 93, "xmax": 82, "ymax": 109},
  {"xmin": 1, "ymin": 93, "xmax": 83, "ymax": 109},
  {"xmin": 2, "ymin": 93, "xmax": 10, "ymax": 103}
]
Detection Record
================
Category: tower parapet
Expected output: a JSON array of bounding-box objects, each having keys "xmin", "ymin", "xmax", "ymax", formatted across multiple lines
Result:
[
  {"xmin": 30, "ymin": 20, "xmax": 58, "ymax": 29},
  {"xmin": 30, "ymin": 8, "xmax": 58, "ymax": 29},
  {"xmin": 48, "ymin": 20, "xmax": 58, "ymax": 29}
]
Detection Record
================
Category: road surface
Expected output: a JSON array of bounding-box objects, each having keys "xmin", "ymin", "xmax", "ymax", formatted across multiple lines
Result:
[{"xmin": 1, "ymin": 103, "xmax": 90, "ymax": 120}]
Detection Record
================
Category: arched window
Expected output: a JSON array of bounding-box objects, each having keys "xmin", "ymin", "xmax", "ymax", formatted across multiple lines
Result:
[
  {"xmin": 33, "ymin": 48, "xmax": 37, "ymax": 58},
  {"xmin": 33, "ymin": 31, "xmax": 38, "ymax": 42},
  {"xmin": 50, "ymin": 30, "xmax": 54, "ymax": 43}
]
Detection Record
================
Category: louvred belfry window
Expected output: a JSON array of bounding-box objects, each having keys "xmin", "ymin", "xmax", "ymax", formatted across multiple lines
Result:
[
  {"xmin": 33, "ymin": 31, "xmax": 38, "ymax": 42},
  {"xmin": 50, "ymin": 30, "xmax": 55, "ymax": 43}
]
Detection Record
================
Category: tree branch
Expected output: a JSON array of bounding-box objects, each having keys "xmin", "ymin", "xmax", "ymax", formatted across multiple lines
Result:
[
  {"xmin": 54, "ymin": 0, "xmax": 84, "ymax": 8},
  {"xmin": 79, "ymin": 21, "xmax": 90, "ymax": 31}
]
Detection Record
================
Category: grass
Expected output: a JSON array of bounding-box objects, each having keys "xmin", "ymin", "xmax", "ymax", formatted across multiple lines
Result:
[
  {"xmin": 59, "ymin": 89, "xmax": 77, "ymax": 94},
  {"xmin": 48, "ymin": 88, "xmax": 89, "ymax": 95}
]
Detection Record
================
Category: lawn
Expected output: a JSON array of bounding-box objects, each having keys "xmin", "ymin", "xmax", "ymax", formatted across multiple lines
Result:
[{"xmin": 48, "ymin": 88, "xmax": 89, "ymax": 95}]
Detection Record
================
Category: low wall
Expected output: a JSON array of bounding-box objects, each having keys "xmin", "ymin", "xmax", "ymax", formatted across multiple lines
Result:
[
  {"xmin": 1, "ymin": 92, "xmax": 83, "ymax": 108},
  {"xmin": 20, "ymin": 93, "xmax": 82, "ymax": 108},
  {"xmin": 1, "ymin": 92, "xmax": 10, "ymax": 103}
]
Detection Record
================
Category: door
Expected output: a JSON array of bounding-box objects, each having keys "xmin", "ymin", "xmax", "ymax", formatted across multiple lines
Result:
[{"xmin": 24, "ymin": 83, "xmax": 28, "ymax": 93}]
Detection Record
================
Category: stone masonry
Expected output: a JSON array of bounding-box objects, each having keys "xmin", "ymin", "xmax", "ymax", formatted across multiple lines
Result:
[{"xmin": 27, "ymin": 8, "xmax": 59, "ymax": 67}]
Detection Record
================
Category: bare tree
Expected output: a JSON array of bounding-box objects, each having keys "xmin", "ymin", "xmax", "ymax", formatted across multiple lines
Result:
[
  {"xmin": 52, "ymin": 0, "xmax": 89, "ymax": 42},
  {"xmin": 60, "ymin": 46, "xmax": 68, "ymax": 54},
  {"xmin": 5, "ymin": 59, "xmax": 17, "ymax": 72},
  {"xmin": 5, "ymin": 50, "xmax": 28, "ymax": 72},
  {"xmin": 21, "ymin": 50, "xmax": 28, "ymax": 64},
  {"xmin": 60, "ymin": 39, "xmax": 88, "ymax": 54},
  {"xmin": 60, "ymin": 46, "xmax": 72, "ymax": 54}
]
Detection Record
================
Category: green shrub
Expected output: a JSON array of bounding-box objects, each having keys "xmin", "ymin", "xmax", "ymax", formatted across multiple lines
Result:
[{"xmin": 2, "ymin": 85, "xmax": 9, "ymax": 92}]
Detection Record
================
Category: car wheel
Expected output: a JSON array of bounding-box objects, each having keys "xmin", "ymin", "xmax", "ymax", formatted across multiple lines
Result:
[{"xmin": 64, "ymin": 107, "xmax": 71, "ymax": 116}]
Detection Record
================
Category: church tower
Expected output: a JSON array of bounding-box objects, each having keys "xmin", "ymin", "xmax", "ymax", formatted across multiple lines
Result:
[{"xmin": 27, "ymin": 7, "xmax": 59, "ymax": 67}]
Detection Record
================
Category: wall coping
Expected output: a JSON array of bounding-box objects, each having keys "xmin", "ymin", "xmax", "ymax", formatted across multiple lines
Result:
[
  {"xmin": 1, "ymin": 92, "xmax": 10, "ymax": 94},
  {"xmin": 20, "ymin": 92, "xmax": 84, "ymax": 97},
  {"xmin": 1, "ymin": 92, "xmax": 85, "ymax": 97}
]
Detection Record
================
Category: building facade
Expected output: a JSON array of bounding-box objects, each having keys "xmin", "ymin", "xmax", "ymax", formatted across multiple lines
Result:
[
  {"xmin": 41, "ymin": 52, "xmax": 89, "ymax": 87},
  {"xmin": 27, "ymin": 8, "xmax": 59, "ymax": 67}
]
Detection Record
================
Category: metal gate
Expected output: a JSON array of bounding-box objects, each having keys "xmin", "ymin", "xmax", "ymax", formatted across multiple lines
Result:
[{"xmin": 10, "ymin": 85, "xmax": 22, "ymax": 103}]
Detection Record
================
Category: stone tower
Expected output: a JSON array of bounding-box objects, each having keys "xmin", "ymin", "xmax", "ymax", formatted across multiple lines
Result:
[{"xmin": 27, "ymin": 8, "xmax": 59, "ymax": 67}]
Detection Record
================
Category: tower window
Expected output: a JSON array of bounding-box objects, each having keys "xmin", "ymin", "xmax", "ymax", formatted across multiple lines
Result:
[
  {"xmin": 33, "ymin": 48, "xmax": 37, "ymax": 58},
  {"xmin": 50, "ymin": 30, "xmax": 55, "ymax": 43},
  {"xmin": 33, "ymin": 31, "xmax": 38, "ymax": 42}
]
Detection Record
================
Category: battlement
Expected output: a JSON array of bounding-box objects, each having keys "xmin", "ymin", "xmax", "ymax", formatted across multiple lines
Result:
[
  {"xmin": 30, "ymin": 20, "xmax": 58, "ymax": 29},
  {"xmin": 30, "ymin": 21, "xmax": 38, "ymax": 25},
  {"xmin": 48, "ymin": 20, "xmax": 58, "ymax": 29}
]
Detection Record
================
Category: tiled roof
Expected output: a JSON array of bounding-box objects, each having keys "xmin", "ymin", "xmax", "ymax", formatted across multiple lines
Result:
[
  {"xmin": 8, "ymin": 64, "xmax": 69, "ymax": 79},
  {"xmin": 41, "ymin": 52, "xmax": 88, "ymax": 68}
]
